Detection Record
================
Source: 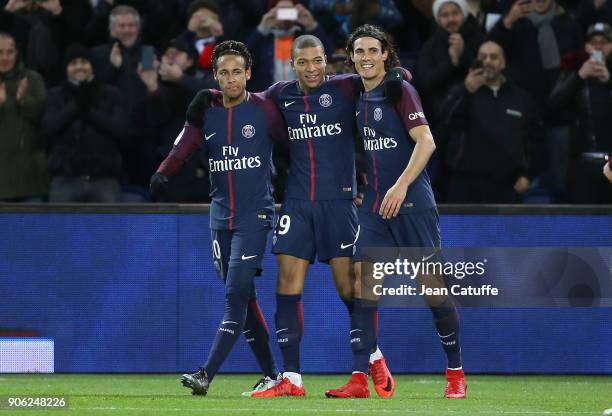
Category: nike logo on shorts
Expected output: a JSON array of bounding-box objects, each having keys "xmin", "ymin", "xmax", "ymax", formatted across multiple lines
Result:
[
  {"xmin": 241, "ymin": 254, "xmax": 257, "ymax": 260},
  {"xmin": 340, "ymin": 243, "xmax": 354, "ymax": 249}
]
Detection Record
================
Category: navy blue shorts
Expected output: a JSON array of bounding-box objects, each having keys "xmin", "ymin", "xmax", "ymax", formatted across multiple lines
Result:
[
  {"xmin": 211, "ymin": 224, "xmax": 271, "ymax": 280},
  {"xmin": 353, "ymin": 207, "xmax": 441, "ymax": 262},
  {"xmin": 272, "ymin": 198, "xmax": 358, "ymax": 263}
]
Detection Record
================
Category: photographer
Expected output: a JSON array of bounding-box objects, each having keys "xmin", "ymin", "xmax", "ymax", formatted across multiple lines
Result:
[
  {"xmin": 548, "ymin": 22, "xmax": 612, "ymax": 203},
  {"xmin": 246, "ymin": 0, "xmax": 333, "ymax": 91},
  {"xmin": 439, "ymin": 41, "xmax": 542, "ymax": 203}
]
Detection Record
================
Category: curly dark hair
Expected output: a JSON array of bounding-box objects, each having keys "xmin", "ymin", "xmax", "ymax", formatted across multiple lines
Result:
[
  {"xmin": 212, "ymin": 40, "xmax": 253, "ymax": 71},
  {"xmin": 345, "ymin": 24, "xmax": 400, "ymax": 71}
]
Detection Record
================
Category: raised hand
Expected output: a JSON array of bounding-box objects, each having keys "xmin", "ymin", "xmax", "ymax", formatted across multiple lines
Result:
[
  {"xmin": 448, "ymin": 33, "xmax": 465, "ymax": 66},
  {"xmin": 110, "ymin": 42, "xmax": 122, "ymax": 68}
]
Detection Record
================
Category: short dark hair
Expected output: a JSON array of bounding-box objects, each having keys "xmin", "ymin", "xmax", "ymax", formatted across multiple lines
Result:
[
  {"xmin": 187, "ymin": 0, "xmax": 220, "ymax": 20},
  {"xmin": 291, "ymin": 35, "xmax": 325, "ymax": 60},
  {"xmin": 345, "ymin": 24, "xmax": 400, "ymax": 71},
  {"xmin": 212, "ymin": 40, "xmax": 252, "ymax": 71}
]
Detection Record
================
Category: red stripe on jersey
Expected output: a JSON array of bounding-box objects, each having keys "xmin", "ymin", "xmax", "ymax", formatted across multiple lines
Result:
[
  {"xmin": 364, "ymin": 93, "xmax": 380, "ymax": 213},
  {"xmin": 227, "ymin": 108, "xmax": 235, "ymax": 230},
  {"xmin": 371, "ymin": 153, "xmax": 380, "ymax": 214},
  {"xmin": 364, "ymin": 92, "xmax": 369, "ymax": 126},
  {"xmin": 307, "ymin": 139, "xmax": 315, "ymax": 200},
  {"xmin": 249, "ymin": 301, "xmax": 270, "ymax": 334},
  {"xmin": 303, "ymin": 94, "xmax": 315, "ymax": 200}
]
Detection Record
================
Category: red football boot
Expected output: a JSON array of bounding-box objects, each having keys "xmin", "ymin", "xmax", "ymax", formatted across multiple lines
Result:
[
  {"xmin": 325, "ymin": 372, "xmax": 370, "ymax": 398},
  {"xmin": 445, "ymin": 368, "xmax": 467, "ymax": 399},
  {"xmin": 252, "ymin": 376, "xmax": 306, "ymax": 398},
  {"xmin": 369, "ymin": 356, "xmax": 395, "ymax": 398}
]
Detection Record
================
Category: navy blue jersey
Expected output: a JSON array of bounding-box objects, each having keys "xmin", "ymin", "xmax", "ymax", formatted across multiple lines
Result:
[
  {"xmin": 159, "ymin": 91, "xmax": 287, "ymax": 230},
  {"xmin": 357, "ymin": 81, "xmax": 436, "ymax": 214},
  {"xmin": 265, "ymin": 74, "xmax": 363, "ymax": 201}
]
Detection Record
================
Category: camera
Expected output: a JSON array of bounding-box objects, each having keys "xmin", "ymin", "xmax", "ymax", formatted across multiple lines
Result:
[
  {"xmin": 470, "ymin": 59, "xmax": 484, "ymax": 70},
  {"xmin": 276, "ymin": 7, "xmax": 298, "ymax": 21},
  {"xmin": 590, "ymin": 50, "xmax": 603, "ymax": 63}
]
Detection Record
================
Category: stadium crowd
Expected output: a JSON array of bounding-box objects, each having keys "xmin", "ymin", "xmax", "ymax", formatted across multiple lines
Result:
[{"xmin": 0, "ymin": 0, "xmax": 611, "ymax": 204}]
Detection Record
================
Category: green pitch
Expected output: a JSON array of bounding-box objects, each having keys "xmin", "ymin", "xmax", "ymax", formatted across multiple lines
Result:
[{"xmin": 1, "ymin": 374, "xmax": 610, "ymax": 415}]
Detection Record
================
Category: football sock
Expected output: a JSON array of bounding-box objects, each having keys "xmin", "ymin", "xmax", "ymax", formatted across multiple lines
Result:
[
  {"xmin": 341, "ymin": 298, "xmax": 355, "ymax": 315},
  {"xmin": 203, "ymin": 267, "xmax": 255, "ymax": 380},
  {"xmin": 430, "ymin": 297, "xmax": 462, "ymax": 369},
  {"xmin": 351, "ymin": 299, "xmax": 377, "ymax": 373},
  {"xmin": 275, "ymin": 293, "xmax": 303, "ymax": 373},
  {"xmin": 243, "ymin": 297, "xmax": 278, "ymax": 379}
]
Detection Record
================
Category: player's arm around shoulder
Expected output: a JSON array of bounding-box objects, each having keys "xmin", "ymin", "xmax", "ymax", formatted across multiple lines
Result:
[{"xmin": 252, "ymin": 91, "xmax": 289, "ymax": 143}]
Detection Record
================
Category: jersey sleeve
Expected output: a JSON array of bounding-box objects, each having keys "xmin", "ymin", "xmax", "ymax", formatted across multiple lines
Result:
[
  {"xmin": 329, "ymin": 73, "xmax": 363, "ymax": 100},
  {"xmin": 394, "ymin": 81, "xmax": 429, "ymax": 132},
  {"xmin": 253, "ymin": 92, "xmax": 289, "ymax": 142},
  {"xmin": 157, "ymin": 123, "xmax": 205, "ymax": 177},
  {"xmin": 262, "ymin": 80, "xmax": 291, "ymax": 103}
]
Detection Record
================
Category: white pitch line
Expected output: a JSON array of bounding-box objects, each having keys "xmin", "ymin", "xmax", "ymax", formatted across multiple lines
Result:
[{"xmin": 79, "ymin": 407, "xmax": 597, "ymax": 415}]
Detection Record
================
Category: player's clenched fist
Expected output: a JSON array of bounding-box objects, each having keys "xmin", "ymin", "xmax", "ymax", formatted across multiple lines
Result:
[{"xmin": 149, "ymin": 172, "xmax": 169, "ymax": 199}]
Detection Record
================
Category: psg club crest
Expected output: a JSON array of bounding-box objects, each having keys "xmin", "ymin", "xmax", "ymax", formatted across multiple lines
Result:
[
  {"xmin": 319, "ymin": 94, "xmax": 332, "ymax": 107},
  {"xmin": 242, "ymin": 124, "xmax": 255, "ymax": 138},
  {"xmin": 374, "ymin": 107, "xmax": 383, "ymax": 122}
]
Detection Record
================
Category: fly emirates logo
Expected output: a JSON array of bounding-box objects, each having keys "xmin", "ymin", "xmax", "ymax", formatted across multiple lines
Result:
[
  {"xmin": 288, "ymin": 113, "xmax": 342, "ymax": 140},
  {"xmin": 209, "ymin": 145, "xmax": 261, "ymax": 173},
  {"xmin": 363, "ymin": 126, "xmax": 397, "ymax": 151}
]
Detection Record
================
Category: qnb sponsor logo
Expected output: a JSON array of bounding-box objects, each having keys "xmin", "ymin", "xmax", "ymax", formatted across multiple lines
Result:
[
  {"xmin": 363, "ymin": 126, "xmax": 397, "ymax": 150},
  {"xmin": 209, "ymin": 145, "xmax": 262, "ymax": 172},
  {"xmin": 219, "ymin": 327, "xmax": 235, "ymax": 335},
  {"xmin": 408, "ymin": 111, "xmax": 425, "ymax": 121},
  {"xmin": 288, "ymin": 113, "xmax": 342, "ymax": 140},
  {"xmin": 350, "ymin": 337, "xmax": 361, "ymax": 344},
  {"xmin": 277, "ymin": 337, "xmax": 289, "ymax": 343}
]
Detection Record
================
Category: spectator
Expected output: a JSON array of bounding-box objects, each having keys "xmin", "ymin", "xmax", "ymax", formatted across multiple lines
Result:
[
  {"xmin": 0, "ymin": 4, "xmax": 30, "ymax": 51},
  {"xmin": 548, "ymin": 22, "xmax": 612, "ymax": 203},
  {"xmin": 439, "ymin": 41, "xmax": 542, "ymax": 203},
  {"xmin": 246, "ymin": 0, "xmax": 334, "ymax": 91},
  {"xmin": 489, "ymin": 0, "xmax": 583, "ymax": 200},
  {"xmin": 42, "ymin": 44, "xmax": 129, "ymax": 203},
  {"xmin": 416, "ymin": 0, "xmax": 485, "ymax": 124},
  {"xmin": 309, "ymin": 0, "xmax": 403, "ymax": 48},
  {"xmin": 158, "ymin": 38, "xmax": 216, "ymax": 93},
  {"xmin": 83, "ymin": 0, "xmax": 180, "ymax": 48},
  {"xmin": 153, "ymin": 39, "xmax": 212, "ymax": 202},
  {"xmin": 415, "ymin": 0, "xmax": 484, "ymax": 199},
  {"xmin": 176, "ymin": 0, "xmax": 223, "ymax": 76},
  {"xmin": 216, "ymin": 0, "xmax": 266, "ymax": 43},
  {"xmin": 90, "ymin": 5, "xmax": 163, "ymax": 189},
  {"xmin": 0, "ymin": 31, "xmax": 48, "ymax": 202},
  {"xmin": 1, "ymin": 0, "xmax": 85, "ymax": 85}
]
